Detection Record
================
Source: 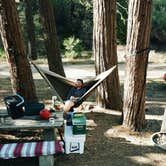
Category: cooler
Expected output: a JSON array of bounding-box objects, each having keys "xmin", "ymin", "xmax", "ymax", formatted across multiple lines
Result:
[
  {"xmin": 64, "ymin": 125, "xmax": 86, "ymax": 154},
  {"xmin": 72, "ymin": 112, "xmax": 86, "ymax": 135}
]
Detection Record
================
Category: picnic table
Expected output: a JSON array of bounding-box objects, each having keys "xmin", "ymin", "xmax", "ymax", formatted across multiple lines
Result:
[{"xmin": 0, "ymin": 110, "xmax": 64, "ymax": 166}]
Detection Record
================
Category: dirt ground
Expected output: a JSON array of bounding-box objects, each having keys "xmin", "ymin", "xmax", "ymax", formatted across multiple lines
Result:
[
  {"xmin": 0, "ymin": 104, "xmax": 166, "ymax": 166},
  {"xmin": 0, "ymin": 50, "xmax": 166, "ymax": 166}
]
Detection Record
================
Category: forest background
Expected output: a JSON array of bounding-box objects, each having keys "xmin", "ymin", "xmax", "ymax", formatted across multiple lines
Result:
[
  {"xmin": 0, "ymin": 1, "xmax": 166, "ymax": 165},
  {"xmin": 0, "ymin": 0, "xmax": 165, "ymax": 59}
]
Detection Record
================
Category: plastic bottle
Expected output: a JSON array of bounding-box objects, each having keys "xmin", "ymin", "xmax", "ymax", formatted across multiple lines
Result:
[{"xmin": 52, "ymin": 96, "xmax": 57, "ymax": 109}]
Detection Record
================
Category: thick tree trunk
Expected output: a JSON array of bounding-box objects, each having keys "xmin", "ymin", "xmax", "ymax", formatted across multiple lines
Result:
[
  {"xmin": 0, "ymin": 0, "xmax": 38, "ymax": 103},
  {"xmin": 93, "ymin": 0, "xmax": 122, "ymax": 111},
  {"xmin": 123, "ymin": 0, "xmax": 152, "ymax": 131},
  {"xmin": 39, "ymin": 0, "xmax": 65, "ymax": 76},
  {"xmin": 24, "ymin": 0, "xmax": 37, "ymax": 60}
]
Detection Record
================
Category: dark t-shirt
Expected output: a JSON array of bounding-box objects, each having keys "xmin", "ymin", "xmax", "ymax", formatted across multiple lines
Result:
[{"xmin": 66, "ymin": 87, "xmax": 87, "ymax": 100}]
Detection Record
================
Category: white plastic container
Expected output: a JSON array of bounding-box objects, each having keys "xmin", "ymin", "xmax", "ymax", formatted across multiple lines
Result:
[{"xmin": 64, "ymin": 125, "xmax": 86, "ymax": 154}]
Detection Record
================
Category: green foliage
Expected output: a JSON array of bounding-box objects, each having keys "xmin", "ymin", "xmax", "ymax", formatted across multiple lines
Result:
[
  {"xmin": 17, "ymin": 1, "xmax": 46, "ymax": 57},
  {"xmin": 63, "ymin": 36, "xmax": 83, "ymax": 59},
  {"xmin": 151, "ymin": 0, "xmax": 166, "ymax": 44},
  {"xmin": 116, "ymin": 0, "xmax": 128, "ymax": 44},
  {"xmin": 53, "ymin": 0, "xmax": 93, "ymax": 50},
  {"xmin": 7, "ymin": 0, "xmax": 164, "ymax": 59},
  {"xmin": 79, "ymin": 0, "xmax": 92, "ymax": 10},
  {"xmin": 53, "ymin": 0, "xmax": 126, "ymax": 47},
  {"xmin": 13, "ymin": 0, "xmax": 128, "ymax": 57},
  {"xmin": 0, "ymin": 48, "xmax": 5, "ymax": 58}
]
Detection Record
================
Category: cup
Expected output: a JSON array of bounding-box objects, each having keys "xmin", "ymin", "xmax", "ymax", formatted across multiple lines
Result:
[
  {"xmin": 52, "ymin": 96, "xmax": 57, "ymax": 100},
  {"xmin": 52, "ymin": 96, "xmax": 57, "ymax": 105},
  {"xmin": 49, "ymin": 117, "xmax": 55, "ymax": 124}
]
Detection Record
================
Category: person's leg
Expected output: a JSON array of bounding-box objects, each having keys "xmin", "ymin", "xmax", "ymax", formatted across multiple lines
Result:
[
  {"xmin": 63, "ymin": 100, "xmax": 74, "ymax": 114},
  {"xmin": 69, "ymin": 107, "xmax": 74, "ymax": 112}
]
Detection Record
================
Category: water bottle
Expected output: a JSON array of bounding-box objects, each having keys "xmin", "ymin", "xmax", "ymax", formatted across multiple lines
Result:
[{"xmin": 52, "ymin": 96, "xmax": 57, "ymax": 109}]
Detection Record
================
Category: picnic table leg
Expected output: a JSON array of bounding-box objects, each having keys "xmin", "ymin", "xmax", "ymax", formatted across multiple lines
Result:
[
  {"xmin": 43, "ymin": 128, "xmax": 56, "ymax": 140},
  {"xmin": 39, "ymin": 128, "xmax": 56, "ymax": 166},
  {"xmin": 39, "ymin": 155, "xmax": 54, "ymax": 166}
]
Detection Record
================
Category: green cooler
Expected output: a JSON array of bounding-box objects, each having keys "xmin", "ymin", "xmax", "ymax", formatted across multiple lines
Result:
[{"xmin": 72, "ymin": 112, "xmax": 86, "ymax": 135}]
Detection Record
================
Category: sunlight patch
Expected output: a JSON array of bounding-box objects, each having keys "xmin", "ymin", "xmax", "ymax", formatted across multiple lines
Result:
[
  {"xmin": 0, "ymin": 90, "xmax": 9, "ymax": 93},
  {"xmin": 86, "ymin": 119, "xmax": 97, "ymax": 127},
  {"xmin": 0, "ymin": 71, "xmax": 10, "ymax": 78},
  {"xmin": 91, "ymin": 106, "xmax": 121, "ymax": 116},
  {"xmin": 86, "ymin": 119, "xmax": 97, "ymax": 131},
  {"xmin": 129, "ymin": 156, "xmax": 153, "ymax": 165},
  {"xmin": 128, "ymin": 153, "xmax": 166, "ymax": 166},
  {"xmin": 145, "ymin": 114, "xmax": 163, "ymax": 121},
  {"xmin": 104, "ymin": 126, "xmax": 153, "ymax": 146}
]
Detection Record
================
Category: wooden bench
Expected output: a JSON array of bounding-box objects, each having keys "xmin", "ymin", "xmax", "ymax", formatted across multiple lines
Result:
[
  {"xmin": 0, "ymin": 140, "xmax": 64, "ymax": 165},
  {"xmin": 0, "ymin": 111, "xmax": 64, "ymax": 166}
]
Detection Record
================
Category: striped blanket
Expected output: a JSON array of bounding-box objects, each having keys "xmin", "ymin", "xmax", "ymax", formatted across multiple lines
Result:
[{"xmin": 0, "ymin": 141, "xmax": 64, "ymax": 159}]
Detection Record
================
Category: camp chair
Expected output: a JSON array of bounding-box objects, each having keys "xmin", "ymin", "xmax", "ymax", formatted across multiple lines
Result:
[{"xmin": 31, "ymin": 62, "xmax": 116, "ymax": 108}]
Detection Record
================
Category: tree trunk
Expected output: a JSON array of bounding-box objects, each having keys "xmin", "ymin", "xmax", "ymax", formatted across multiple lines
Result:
[
  {"xmin": 39, "ymin": 0, "xmax": 65, "ymax": 76},
  {"xmin": 24, "ymin": 0, "xmax": 37, "ymax": 60},
  {"xmin": 93, "ymin": 0, "xmax": 123, "ymax": 111},
  {"xmin": 0, "ymin": 0, "xmax": 38, "ymax": 103},
  {"xmin": 123, "ymin": 0, "xmax": 152, "ymax": 131}
]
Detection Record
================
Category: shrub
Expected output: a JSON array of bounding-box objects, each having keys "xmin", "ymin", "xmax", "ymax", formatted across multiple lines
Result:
[
  {"xmin": 0, "ymin": 48, "xmax": 5, "ymax": 59},
  {"xmin": 151, "ymin": 0, "xmax": 166, "ymax": 44},
  {"xmin": 63, "ymin": 36, "xmax": 83, "ymax": 59}
]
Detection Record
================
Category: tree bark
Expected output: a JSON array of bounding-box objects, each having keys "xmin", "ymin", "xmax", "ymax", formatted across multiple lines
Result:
[
  {"xmin": 39, "ymin": 0, "xmax": 65, "ymax": 76},
  {"xmin": 0, "ymin": 0, "xmax": 38, "ymax": 103},
  {"xmin": 93, "ymin": 0, "xmax": 123, "ymax": 111},
  {"xmin": 24, "ymin": 0, "xmax": 37, "ymax": 60},
  {"xmin": 123, "ymin": 0, "xmax": 152, "ymax": 131}
]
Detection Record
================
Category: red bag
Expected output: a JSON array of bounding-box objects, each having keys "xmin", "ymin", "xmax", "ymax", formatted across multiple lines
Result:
[{"xmin": 40, "ymin": 109, "xmax": 50, "ymax": 119}]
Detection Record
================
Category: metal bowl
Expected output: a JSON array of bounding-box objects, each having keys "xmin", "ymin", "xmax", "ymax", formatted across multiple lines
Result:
[{"xmin": 151, "ymin": 132, "xmax": 166, "ymax": 150}]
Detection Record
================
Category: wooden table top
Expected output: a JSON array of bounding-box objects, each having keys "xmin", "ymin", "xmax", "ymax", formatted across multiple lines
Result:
[{"xmin": 0, "ymin": 111, "xmax": 64, "ymax": 131}]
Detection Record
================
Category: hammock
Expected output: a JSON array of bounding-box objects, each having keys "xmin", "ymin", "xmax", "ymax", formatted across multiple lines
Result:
[{"xmin": 31, "ymin": 62, "xmax": 116, "ymax": 107}]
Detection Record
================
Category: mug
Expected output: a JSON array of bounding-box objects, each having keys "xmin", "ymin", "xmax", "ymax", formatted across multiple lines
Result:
[{"xmin": 49, "ymin": 117, "xmax": 55, "ymax": 124}]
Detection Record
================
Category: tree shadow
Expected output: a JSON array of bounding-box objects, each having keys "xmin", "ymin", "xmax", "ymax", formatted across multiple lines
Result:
[
  {"xmin": 0, "ymin": 103, "xmax": 165, "ymax": 166},
  {"xmin": 0, "ymin": 69, "xmax": 165, "ymax": 166},
  {"xmin": 0, "ymin": 77, "xmax": 12, "ymax": 107},
  {"xmin": 150, "ymin": 44, "xmax": 166, "ymax": 52},
  {"xmin": 145, "ymin": 105, "xmax": 165, "ymax": 116},
  {"xmin": 0, "ymin": 157, "xmax": 38, "ymax": 166},
  {"xmin": 0, "ymin": 77, "xmax": 54, "ymax": 107},
  {"xmin": 146, "ymin": 81, "xmax": 166, "ymax": 99},
  {"xmin": 55, "ymin": 112, "xmax": 165, "ymax": 166}
]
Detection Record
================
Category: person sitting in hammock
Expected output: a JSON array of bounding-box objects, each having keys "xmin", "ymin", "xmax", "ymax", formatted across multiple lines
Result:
[{"xmin": 63, "ymin": 79, "xmax": 87, "ymax": 114}]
